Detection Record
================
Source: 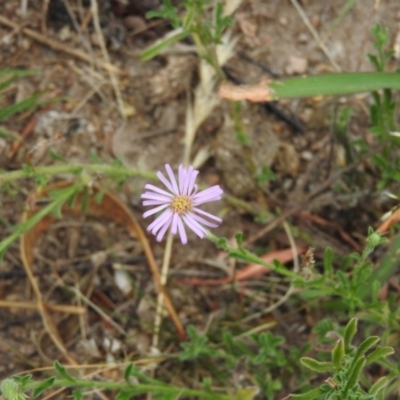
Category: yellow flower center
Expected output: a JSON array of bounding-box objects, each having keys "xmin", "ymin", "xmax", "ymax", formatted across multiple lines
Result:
[{"xmin": 170, "ymin": 195, "xmax": 192, "ymax": 216}]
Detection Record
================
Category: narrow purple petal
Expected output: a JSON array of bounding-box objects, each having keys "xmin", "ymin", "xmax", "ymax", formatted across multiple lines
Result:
[
  {"xmin": 148, "ymin": 209, "xmax": 173, "ymax": 234},
  {"xmin": 182, "ymin": 216, "xmax": 204, "ymax": 238},
  {"xmin": 143, "ymin": 200, "xmax": 169, "ymax": 206},
  {"xmin": 187, "ymin": 170, "xmax": 199, "ymax": 195},
  {"xmin": 192, "ymin": 186, "xmax": 223, "ymax": 205},
  {"xmin": 144, "ymin": 184, "xmax": 173, "ymax": 198},
  {"xmin": 187, "ymin": 211, "xmax": 219, "ymax": 228},
  {"xmin": 143, "ymin": 203, "xmax": 169, "ymax": 219},
  {"xmin": 165, "ymin": 164, "xmax": 179, "ymax": 194},
  {"xmin": 178, "ymin": 165, "xmax": 186, "ymax": 194},
  {"xmin": 182, "ymin": 166, "xmax": 194, "ymax": 195},
  {"xmin": 171, "ymin": 212, "xmax": 180, "ymax": 235},
  {"xmin": 156, "ymin": 216, "xmax": 172, "ymax": 242},
  {"xmin": 182, "ymin": 214, "xmax": 208, "ymax": 238},
  {"xmin": 177, "ymin": 217, "xmax": 187, "ymax": 244},
  {"xmin": 157, "ymin": 171, "xmax": 175, "ymax": 193},
  {"xmin": 141, "ymin": 192, "xmax": 171, "ymax": 202},
  {"xmin": 192, "ymin": 207, "xmax": 222, "ymax": 223},
  {"xmin": 194, "ymin": 185, "xmax": 223, "ymax": 200}
]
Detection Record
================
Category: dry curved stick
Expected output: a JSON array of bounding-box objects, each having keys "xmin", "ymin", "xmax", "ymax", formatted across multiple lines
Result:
[{"xmin": 21, "ymin": 207, "xmax": 79, "ymax": 365}]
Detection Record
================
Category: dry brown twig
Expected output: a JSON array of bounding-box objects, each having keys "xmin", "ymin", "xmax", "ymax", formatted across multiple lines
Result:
[
  {"xmin": 90, "ymin": 0, "xmax": 132, "ymax": 118},
  {"xmin": 0, "ymin": 15, "xmax": 120, "ymax": 74},
  {"xmin": 290, "ymin": 0, "xmax": 341, "ymax": 72},
  {"xmin": 0, "ymin": 300, "xmax": 85, "ymax": 314}
]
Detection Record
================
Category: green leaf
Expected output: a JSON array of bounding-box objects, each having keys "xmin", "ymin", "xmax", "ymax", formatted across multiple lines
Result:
[
  {"xmin": 337, "ymin": 270, "xmax": 350, "ymax": 291},
  {"xmin": 300, "ymin": 357, "xmax": 334, "ymax": 373},
  {"xmin": 323, "ymin": 247, "xmax": 333, "ymax": 278},
  {"xmin": 180, "ymin": 325, "xmax": 212, "ymax": 360},
  {"xmin": 54, "ymin": 361, "xmax": 76, "ymax": 382},
  {"xmin": 343, "ymin": 318, "xmax": 358, "ymax": 350},
  {"xmin": 268, "ymin": 72, "xmax": 400, "ymax": 100},
  {"xmin": 140, "ymin": 29, "xmax": 189, "ymax": 61},
  {"xmin": 365, "ymin": 346, "xmax": 394, "ymax": 365},
  {"xmin": 116, "ymin": 390, "xmax": 136, "ymax": 400},
  {"xmin": 15, "ymin": 375, "xmax": 33, "ymax": 388},
  {"xmin": 234, "ymin": 387, "xmax": 259, "ymax": 400},
  {"xmin": 33, "ymin": 377, "xmax": 56, "ymax": 397},
  {"xmin": 72, "ymin": 390, "xmax": 83, "ymax": 400},
  {"xmin": 332, "ymin": 339, "xmax": 345, "ymax": 369},
  {"xmin": 369, "ymin": 376, "xmax": 389, "ymax": 395},
  {"xmin": 235, "ymin": 232, "xmax": 244, "ymax": 248},
  {"xmin": 124, "ymin": 363, "xmax": 136, "ymax": 382},
  {"xmin": 0, "ymin": 92, "xmax": 44, "ymax": 121},
  {"xmin": 282, "ymin": 388, "xmax": 324, "ymax": 400},
  {"xmin": 344, "ymin": 356, "xmax": 366, "ymax": 393},
  {"xmin": 354, "ymin": 336, "xmax": 380, "ymax": 360}
]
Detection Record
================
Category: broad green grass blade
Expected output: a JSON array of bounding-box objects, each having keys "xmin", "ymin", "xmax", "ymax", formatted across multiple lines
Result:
[{"xmin": 269, "ymin": 72, "xmax": 400, "ymax": 100}]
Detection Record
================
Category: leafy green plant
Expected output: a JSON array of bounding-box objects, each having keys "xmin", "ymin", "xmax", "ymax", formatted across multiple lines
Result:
[
  {"xmin": 299, "ymin": 228, "xmax": 392, "ymax": 320},
  {"xmin": 180, "ymin": 325, "xmax": 216, "ymax": 360},
  {"xmin": 366, "ymin": 24, "xmax": 400, "ymax": 189},
  {"xmin": 176, "ymin": 325, "xmax": 309, "ymax": 400},
  {"xmin": 285, "ymin": 318, "xmax": 395, "ymax": 400},
  {"xmin": 0, "ymin": 361, "xmax": 234, "ymax": 400},
  {"xmin": 141, "ymin": 0, "xmax": 232, "ymax": 64}
]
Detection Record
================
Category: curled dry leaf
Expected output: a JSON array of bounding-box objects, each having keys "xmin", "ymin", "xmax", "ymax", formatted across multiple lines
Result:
[{"xmin": 218, "ymin": 79, "xmax": 275, "ymax": 103}]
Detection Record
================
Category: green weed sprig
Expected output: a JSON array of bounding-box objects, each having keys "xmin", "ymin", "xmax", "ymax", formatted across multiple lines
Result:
[
  {"xmin": 367, "ymin": 24, "xmax": 400, "ymax": 188},
  {"xmin": 286, "ymin": 318, "xmax": 394, "ymax": 400}
]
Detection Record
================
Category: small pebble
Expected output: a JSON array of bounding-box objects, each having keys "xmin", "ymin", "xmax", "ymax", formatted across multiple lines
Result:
[{"xmin": 301, "ymin": 150, "xmax": 313, "ymax": 160}]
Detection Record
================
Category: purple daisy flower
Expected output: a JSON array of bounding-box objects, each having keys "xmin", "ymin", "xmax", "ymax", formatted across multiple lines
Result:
[{"xmin": 141, "ymin": 164, "xmax": 223, "ymax": 244}]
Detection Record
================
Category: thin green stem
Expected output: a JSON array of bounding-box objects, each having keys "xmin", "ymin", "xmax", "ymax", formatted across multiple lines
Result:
[
  {"xmin": 207, "ymin": 233, "xmax": 302, "ymax": 280},
  {"xmin": 27, "ymin": 378, "xmax": 234, "ymax": 400},
  {"xmin": 0, "ymin": 164, "xmax": 157, "ymax": 184}
]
